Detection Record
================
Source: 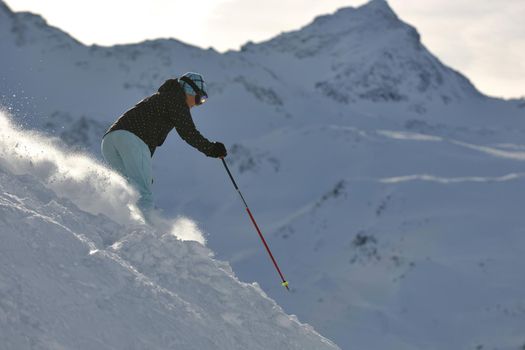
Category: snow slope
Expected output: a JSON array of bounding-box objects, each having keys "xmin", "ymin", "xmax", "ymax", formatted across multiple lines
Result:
[
  {"xmin": 0, "ymin": 110, "xmax": 339, "ymax": 350},
  {"xmin": 1, "ymin": 0, "xmax": 525, "ymax": 348}
]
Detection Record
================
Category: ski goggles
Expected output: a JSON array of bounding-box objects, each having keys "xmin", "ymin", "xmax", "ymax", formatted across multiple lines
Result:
[{"xmin": 179, "ymin": 76, "xmax": 208, "ymax": 105}]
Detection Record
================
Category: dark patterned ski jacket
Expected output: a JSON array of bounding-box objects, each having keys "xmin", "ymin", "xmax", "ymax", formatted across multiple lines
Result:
[{"xmin": 105, "ymin": 79, "xmax": 216, "ymax": 157}]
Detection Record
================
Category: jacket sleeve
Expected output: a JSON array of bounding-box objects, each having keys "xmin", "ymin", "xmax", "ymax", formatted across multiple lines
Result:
[{"xmin": 171, "ymin": 103, "xmax": 217, "ymax": 157}]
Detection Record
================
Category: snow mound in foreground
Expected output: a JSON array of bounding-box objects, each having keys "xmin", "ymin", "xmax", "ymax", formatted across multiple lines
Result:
[{"xmin": 0, "ymin": 110, "xmax": 339, "ymax": 349}]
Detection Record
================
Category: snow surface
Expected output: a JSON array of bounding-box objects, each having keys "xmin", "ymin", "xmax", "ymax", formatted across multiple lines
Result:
[
  {"xmin": 0, "ymin": 110, "xmax": 338, "ymax": 349},
  {"xmin": 2, "ymin": 0, "xmax": 525, "ymax": 348}
]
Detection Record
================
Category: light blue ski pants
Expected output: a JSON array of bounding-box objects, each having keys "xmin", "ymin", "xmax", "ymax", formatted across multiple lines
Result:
[{"xmin": 101, "ymin": 130, "xmax": 154, "ymax": 217}]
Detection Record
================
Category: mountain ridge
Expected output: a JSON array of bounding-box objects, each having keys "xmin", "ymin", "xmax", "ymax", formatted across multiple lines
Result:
[
  {"xmin": 1, "ymin": 0, "xmax": 483, "ymax": 106},
  {"xmin": 0, "ymin": 0, "xmax": 83, "ymax": 49}
]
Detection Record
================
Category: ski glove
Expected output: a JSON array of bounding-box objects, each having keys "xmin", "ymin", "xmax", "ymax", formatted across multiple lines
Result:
[{"xmin": 209, "ymin": 142, "xmax": 227, "ymax": 158}]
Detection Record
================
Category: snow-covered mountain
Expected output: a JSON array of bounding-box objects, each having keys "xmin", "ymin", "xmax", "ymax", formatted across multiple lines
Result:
[
  {"xmin": 1, "ymin": 0, "xmax": 525, "ymax": 349},
  {"xmin": 239, "ymin": 0, "xmax": 482, "ymax": 106}
]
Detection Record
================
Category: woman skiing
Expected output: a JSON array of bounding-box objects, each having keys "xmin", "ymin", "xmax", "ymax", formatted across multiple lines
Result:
[{"xmin": 101, "ymin": 72, "xmax": 227, "ymax": 221}]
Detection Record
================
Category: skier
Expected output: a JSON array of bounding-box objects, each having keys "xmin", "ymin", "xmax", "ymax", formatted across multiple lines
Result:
[{"xmin": 101, "ymin": 72, "xmax": 227, "ymax": 222}]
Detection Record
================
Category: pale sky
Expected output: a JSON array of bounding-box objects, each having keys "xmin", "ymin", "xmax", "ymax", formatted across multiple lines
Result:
[{"xmin": 4, "ymin": 0, "xmax": 525, "ymax": 99}]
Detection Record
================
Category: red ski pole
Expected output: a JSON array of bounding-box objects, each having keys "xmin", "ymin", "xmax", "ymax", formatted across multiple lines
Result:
[{"xmin": 220, "ymin": 157, "xmax": 289, "ymax": 291}]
